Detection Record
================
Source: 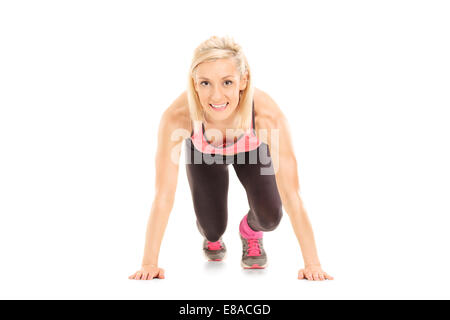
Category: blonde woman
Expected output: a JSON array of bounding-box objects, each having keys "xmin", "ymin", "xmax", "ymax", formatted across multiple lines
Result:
[{"xmin": 129, "ymin": 36, "xmax": 334, "ymax": 281}]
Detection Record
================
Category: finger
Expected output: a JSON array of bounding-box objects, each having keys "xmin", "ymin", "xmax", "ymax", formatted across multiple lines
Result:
[
  {"xmin": 325, "ymin": 273, "xmax": 334, "ymax": 280},
  {"xmin": 306, "ymin": 273, "xmax": 313, "ymax": 281},
  {"xmin": 319, "ymin": 273, "xmax": 325, "ymax": 281},
  {"xmin": 313, "ymin": 272, "xmax": 320, "ymax": 281},
  {"xmin": 298, "ymin": 269, "xmax": 305, "ymax": 280},
  {"xmin": 128, "ymin": 272, "xmax": 137, "ymax": 280},
  {"xmin": 158, "ymin": 268, "xmax": 165, "ymax": 279},
  {"xmin": 135, "ymin": 272, "xmax": 142, "ymax": 280},
  {"xmin": 142, "ymin": 272, "xmax": 149, "ymax": 280}
]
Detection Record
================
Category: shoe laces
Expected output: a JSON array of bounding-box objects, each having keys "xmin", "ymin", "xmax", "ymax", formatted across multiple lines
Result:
[
  {"xmin": 207, "ymin": 240, "xmax": 222, "ymax": 250},
  {"xmin": 247, "ymin": 239, "xmax": 261, "ymax": 256}
]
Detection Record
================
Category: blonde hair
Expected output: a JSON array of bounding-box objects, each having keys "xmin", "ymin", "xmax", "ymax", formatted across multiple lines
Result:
[{"xmin": 187, "ymin": 35, "xmax": 254, "ymax": 130}]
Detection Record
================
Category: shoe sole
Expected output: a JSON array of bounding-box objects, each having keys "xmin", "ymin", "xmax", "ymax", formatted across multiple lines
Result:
[
  {"xmin": 203, "ymin": 248, "xmax": 227, "ymax": 262},
  {"xmin": 241, "ymin": 260, "xmax": 267, "ymax": 269}
]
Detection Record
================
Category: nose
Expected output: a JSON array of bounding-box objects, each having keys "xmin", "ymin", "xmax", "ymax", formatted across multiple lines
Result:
[{"xmin": 211, "ymin": 85, "xmax": 225, "ymax": 102}]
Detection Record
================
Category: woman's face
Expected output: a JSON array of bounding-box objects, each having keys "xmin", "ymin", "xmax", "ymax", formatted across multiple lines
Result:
[{"xmin": 194, "ymin": 58, "xmax": 248, "ymax": 125}]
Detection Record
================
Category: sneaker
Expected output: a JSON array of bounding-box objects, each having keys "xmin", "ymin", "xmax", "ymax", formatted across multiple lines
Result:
[
  {"xmin": 196, "ymin": 220, "xmax": 227, "ymax": 261},
  {"xmin": 202, "ymin": 238, "xmax": 227, "ymax": 261},
  {"xmin": 240, "ymin": 233, "xmax": 267, "ymax": 269}
]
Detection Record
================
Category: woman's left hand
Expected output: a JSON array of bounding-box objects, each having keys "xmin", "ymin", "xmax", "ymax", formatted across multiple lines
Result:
[{"xmin": 298, "ymin": 265, "xmax": 334, "ymax": 281}]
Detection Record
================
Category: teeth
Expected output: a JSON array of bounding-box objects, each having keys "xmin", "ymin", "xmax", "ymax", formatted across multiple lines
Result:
[{"xmin": 211, "ymin": 103, "xmax": 227, "ymax": 108}]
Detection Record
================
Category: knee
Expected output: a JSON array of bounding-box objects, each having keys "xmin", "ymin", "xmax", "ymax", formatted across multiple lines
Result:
[
  {"xmin": 255, "ymin": 204, "xmax": 282, "ymax": 232},
  {"xmin": 202, "ymin": 222, "xmax": 227, "ymax": 242}
]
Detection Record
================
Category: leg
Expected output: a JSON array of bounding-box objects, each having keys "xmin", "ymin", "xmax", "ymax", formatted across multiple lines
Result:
[
  {"xmin": 232, "ymin": 143, "xmax": 283, "ymax": 232},
  {"xmin": 185, "ymin": 141, "xmax": 229, "ymax": 242}
]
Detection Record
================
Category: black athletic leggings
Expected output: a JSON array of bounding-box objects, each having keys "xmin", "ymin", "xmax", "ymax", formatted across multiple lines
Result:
[{"xmin": 185, "ymin": 139, "xmax": 283, "ymax": 242}]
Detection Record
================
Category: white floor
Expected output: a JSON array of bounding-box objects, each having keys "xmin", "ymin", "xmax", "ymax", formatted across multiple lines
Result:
[
  {"xmin": 2, "ymin": 230, "xmax": 449, "ymax": 300},
  {"xmin": 2, "ymin": 174, "xmax": 450, "ymax": 300}
]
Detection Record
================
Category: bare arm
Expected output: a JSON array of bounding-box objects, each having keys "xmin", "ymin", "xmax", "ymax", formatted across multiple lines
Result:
[
  {"xmin": 130, "ymin": 93, "xmax": 190, "ymax": 280},
  {"xmin": 141, "ymin": 112, "xmax": 183, "ymax": 266},
  {"xmin": 258, "ymin": 90, "xmax": 334, "ymax": 280}
]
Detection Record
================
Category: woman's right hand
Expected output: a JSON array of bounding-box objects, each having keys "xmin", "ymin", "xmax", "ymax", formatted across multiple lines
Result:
[{"xmin": 128, "ymin": 265, "xmax": 165, "ymax": 280}]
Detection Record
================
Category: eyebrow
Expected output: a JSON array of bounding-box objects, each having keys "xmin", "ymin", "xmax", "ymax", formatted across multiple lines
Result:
[{"xmin": 198, "ymin": 75, "xmax": 234, "ymax": 80}]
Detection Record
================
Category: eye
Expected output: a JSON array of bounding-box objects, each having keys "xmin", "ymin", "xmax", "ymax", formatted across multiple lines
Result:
[
  {"xmin": 200, "ymin": 81, "xmax": 209, "ymax": 86},
  {"xmin": 224, "ymin": 80, "xmax": 233, "ymax": 85}
]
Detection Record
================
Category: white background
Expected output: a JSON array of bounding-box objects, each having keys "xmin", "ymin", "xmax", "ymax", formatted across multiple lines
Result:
[{"xmin": 1, "ymin": 0, "xmax": 449, "ymax": 299}]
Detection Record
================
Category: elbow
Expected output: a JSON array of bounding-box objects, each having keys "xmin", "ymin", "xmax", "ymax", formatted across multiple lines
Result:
[
  {"xmin": 153, "ymin": 191, "xmax": 176, "ymax": 210},
  {"xmin": 280, "ymin": 189, "xmax": 304, "ymax": 216},
  {"xmin": 282, "ymin": 189, "xmax": 301, "ymax": 207}
]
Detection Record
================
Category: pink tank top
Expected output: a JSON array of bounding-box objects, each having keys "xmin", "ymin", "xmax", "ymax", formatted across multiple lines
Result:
[{"xmin": 190, "ymin": 102, "xmax": 261, "ymax": 155}]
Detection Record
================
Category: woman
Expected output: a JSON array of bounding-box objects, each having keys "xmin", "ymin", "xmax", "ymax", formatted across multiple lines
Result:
[{"xmin": 129, "ymin": 36, "xmax": 334, "ymax": 281}]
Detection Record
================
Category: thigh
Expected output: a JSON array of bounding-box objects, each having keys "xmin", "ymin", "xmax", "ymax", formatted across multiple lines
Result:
[
  {"xmin": 232, "ymin": 144, "xmax": 282, "ymax": 217},
  {"xmin": 185, "ymin": 140, "xmax": 229, "ymax": 228}
]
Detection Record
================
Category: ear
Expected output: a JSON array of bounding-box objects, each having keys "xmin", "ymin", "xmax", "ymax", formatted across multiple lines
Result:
[
  {"xmin": 193, "ymin": 78, "xmax": 199, "ymax": 92},
  {"xmin": 239, "ymin": 71, "xmax": 249, "ymax": 91}
]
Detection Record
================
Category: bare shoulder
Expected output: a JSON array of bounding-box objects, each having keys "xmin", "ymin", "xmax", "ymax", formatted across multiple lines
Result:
[
  {"xmin": 159, "ymin": 90, "xmax": 192, "ymax": 142},
  {"xmin": 161, "ymin": 91, "xmax": 191, "ymax": 131},
  {"xmin": 254, "ymin": 87, "xmax": 286, "ymax": 131},
  {"xmin": 253, "ymin": 88, "xmax": 295, "ymax": 154}
]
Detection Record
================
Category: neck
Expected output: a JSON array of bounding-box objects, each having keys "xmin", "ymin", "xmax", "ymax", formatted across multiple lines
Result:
[{"xmin": 204, "ymin": 113, "xmax": 239, "ymax": 130}]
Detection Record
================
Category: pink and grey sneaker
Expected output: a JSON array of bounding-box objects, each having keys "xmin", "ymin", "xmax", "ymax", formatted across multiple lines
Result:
[
  {"xmin": 196, "ymin": 220, "xmax": 226, "ymax": 261},
  {"xmin": 239, "ymin": 215, "xmax": 267, "ymax": 269},
  {"xmin": 202, "ymin": 238, "xmax": 226, "ymax": 261}
]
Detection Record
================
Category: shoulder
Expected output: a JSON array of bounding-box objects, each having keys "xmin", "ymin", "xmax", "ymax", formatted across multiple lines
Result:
[
  {"xmin": 254, "ymin": 87, "xmax": 287, "ymax": 131},
  {"xmin": 159, "ymin": 90, "xmax": 192, "ymax": 142},
  {"xmin": 253, "ymin": 88, "xmax": 296, "ymax": 157},
  {"xmin": 162, "ymin": 90, "xmax": 190, "ymax": 128}
]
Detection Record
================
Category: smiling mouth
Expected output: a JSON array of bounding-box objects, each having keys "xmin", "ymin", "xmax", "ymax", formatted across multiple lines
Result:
[{"xmin": 209, "ymin": 102, "xmax": 228, "ymax": 111}]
